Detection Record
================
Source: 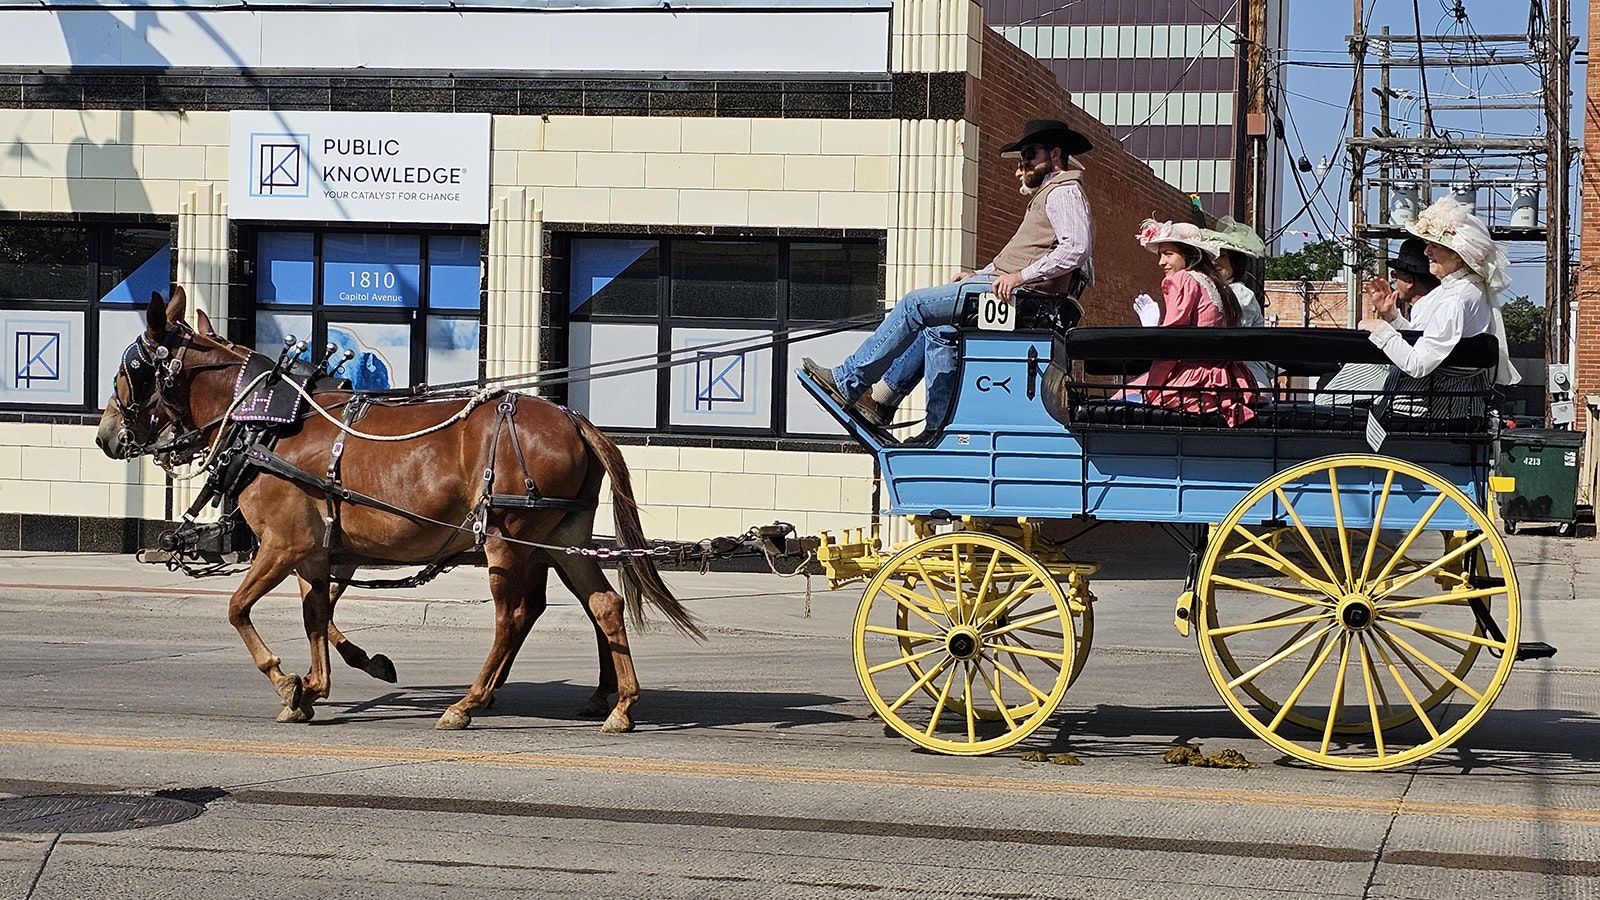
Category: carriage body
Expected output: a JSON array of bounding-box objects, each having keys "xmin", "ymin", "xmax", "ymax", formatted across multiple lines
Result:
[{"xmin": 797, "ymin": 296, "xmax": 1523, "ymax": 769}]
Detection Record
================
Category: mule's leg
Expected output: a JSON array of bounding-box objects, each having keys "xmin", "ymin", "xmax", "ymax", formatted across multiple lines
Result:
[
  {"xmin": 437, "ymin": 548, "xmax": 541, "ymax": 730},
  {"xmin": 485, "ymin": 562, "xmax": 549, "ymax": 702},
  {"xmin": 227, "ymin": 547, "xmax": 310, "ymax": 719},
  {"xmin": 551, "ymin": 563, "xmax": 620, "ymax": 719},
  {"xmin": 552, "ymin": 556, "xmax": 639, "ymax": 734},
  {"xmin": 306, "ymin": 567, "xmax": 398, "ymax": 683},
  {"xmin": 281, "ymin": 561, "xmax": 335, "ymax": 723}
]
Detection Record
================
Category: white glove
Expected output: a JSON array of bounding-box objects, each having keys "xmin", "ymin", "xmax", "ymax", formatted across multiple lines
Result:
[{"xmin": 1133, "ymin": 294, "xmax": 1160, "ymax": 327}]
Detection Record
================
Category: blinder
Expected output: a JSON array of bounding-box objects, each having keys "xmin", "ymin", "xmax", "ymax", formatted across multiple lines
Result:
[{"xmin": 112, "ymin": 326, "xmax": 202, "ymax": 461}]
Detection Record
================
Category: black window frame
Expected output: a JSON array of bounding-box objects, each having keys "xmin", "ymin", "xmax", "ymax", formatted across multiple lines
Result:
[
  {"xmin": 244, "ymin": 225, "xmax": 487, "ymax": 390},
  {"xmin": 559, "ymin": 232, "xmax": 884, "ymax": 438},
  {"xmin": 0, "ymin": 217, "xmax": 175, "ymax": 416}
]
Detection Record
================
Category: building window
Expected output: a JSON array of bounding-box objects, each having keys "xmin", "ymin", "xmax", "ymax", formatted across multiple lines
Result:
[
  {"xmin": 252, "ymin": 230, "xmax": 483, "ymax": 392},
  {"xmin": 0, "ymin": 222, "xmax": 172, "ymax": 412},
  {"xmin": 564, "ymin": 235, "xmax": 881, "ymax": 437}
]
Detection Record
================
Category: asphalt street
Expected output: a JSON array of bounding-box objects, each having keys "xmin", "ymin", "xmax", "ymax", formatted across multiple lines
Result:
[{"xmin": 0, "ymin": 522, "xmax": 1597, "ymax": 900}]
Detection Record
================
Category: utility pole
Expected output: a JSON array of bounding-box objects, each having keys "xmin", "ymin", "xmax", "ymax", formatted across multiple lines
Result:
[
  {"xmin": 1240, "ymin": 0, "xmax": 1270, "ymax": 239},
  {"xmin": 1544, "ymin": 0, "xmax": 1573, "ymax": 377},
  {"xmin": 1347, "ymin": 0, "xmax": 1366, "ymax": 328}
]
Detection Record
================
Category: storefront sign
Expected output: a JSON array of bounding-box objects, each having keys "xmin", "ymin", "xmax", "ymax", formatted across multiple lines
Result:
[{"xmin": 229, "ymin": 111, "xmax": 490, "ymax": 225}]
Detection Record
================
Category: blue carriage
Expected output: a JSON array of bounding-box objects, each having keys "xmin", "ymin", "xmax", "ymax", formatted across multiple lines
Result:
[{"xmin": 797, "ymin": 285, "xmax": 1531, "ymax": 770}]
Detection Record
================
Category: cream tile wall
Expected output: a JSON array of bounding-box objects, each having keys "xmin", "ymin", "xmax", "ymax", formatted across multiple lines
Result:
[
  {"xmin": 0, "ymin": 424, "xmax": 168, "ymax": 521},
  {"xmin": 0, "ymin": 108, "xmax": 970, "ymax": 538},
  {"xmin": 487, "ymin": 114, "xmax": 957, "ymax": 541},
  {"xmin": 593, "ymin": 445, "xmax": 878, "ymax": 546}
]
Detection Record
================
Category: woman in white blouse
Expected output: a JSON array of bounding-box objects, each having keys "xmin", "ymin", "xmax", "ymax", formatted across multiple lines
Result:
[{"xmin": 1357, "ymin": 197, "xmax": 1520, "ymax": 387}]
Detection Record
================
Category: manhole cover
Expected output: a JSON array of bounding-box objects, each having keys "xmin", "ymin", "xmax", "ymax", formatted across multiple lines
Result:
[{"xmin": 0, "ymin": 794, "xmax": 203, "ymax": 834}]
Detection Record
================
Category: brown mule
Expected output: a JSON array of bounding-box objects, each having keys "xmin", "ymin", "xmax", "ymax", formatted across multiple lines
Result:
[{"xmin": 96, "ymin": 288, "xmax": 703, "ymax": 730}]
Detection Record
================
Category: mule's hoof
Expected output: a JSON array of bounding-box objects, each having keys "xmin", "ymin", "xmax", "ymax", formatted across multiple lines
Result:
[
  {"xmin": 367, "ymin": 654, "xmax": 398, "ymax": 684},
  {"xmin": 274, "ymin": 674, "xmax": 304, "ymax": 710},
  {"xmin": 600, "ymin": 711, "xmax": 634, "ymax": 734},
  {"xmin": 436, "ymin": 709, "xmax": 472, "ymax": 730},
  {"xmin": 577, "ymin": 696, "xmax": 611, "ymax": 718},
  {"xmin": 277, "ymin": 704, "xmax": 314, "ymax": 724}
]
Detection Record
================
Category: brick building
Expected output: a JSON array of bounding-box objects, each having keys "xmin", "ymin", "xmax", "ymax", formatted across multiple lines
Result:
[
  {"xmin": 1577, "ymin": 0, "xmax": 1600, "ymax": 418},
  {"xmin": 0, "ymin": 0, "xmax": 1196, "ymax": 551},
  {"xmin": 985, "ymin": 0, "xmax": 1288, "ymax": 224}
]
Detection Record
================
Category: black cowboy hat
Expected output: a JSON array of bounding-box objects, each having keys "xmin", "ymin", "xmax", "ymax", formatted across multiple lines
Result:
[
  {"xmin": 1388, "ymin": 236, "xmax": 1437, "ymax": 284},
  {"xmin": 1000, "ymin": 119, "xmax": 1093, "ymax": 156}
]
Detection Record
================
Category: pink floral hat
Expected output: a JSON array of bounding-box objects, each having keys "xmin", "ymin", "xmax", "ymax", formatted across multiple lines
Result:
[{"xmin": 1136, "ymin": 218, "xmax": 1221, "ymax": 258}]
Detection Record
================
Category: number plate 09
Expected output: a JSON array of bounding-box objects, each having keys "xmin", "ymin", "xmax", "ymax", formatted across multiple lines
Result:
[{"xmin": 977, "ymin": 292, "xmax": 1014, "ymax": 332}]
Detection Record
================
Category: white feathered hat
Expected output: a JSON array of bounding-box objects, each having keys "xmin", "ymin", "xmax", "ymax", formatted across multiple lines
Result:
[{"xmin": 1406, "ymin": 197, "xmax": 1512, "ymax": 295}]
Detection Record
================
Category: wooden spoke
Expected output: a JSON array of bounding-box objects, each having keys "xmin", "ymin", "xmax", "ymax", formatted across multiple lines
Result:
[
  {"xmin": 1273, "ymin": 487, "xmax": 1344, "ymax": 588},
  {"xmin": 1358, "ymin": 470, "xmax": 1397, "ymax": 589},
  {"xmin": 912, "ymin": 557, "xmax": 956, "ymax": 623},
  {"xmin": 863, "ymin": 623, "xmax": 945, "ymax": 643},
  {"xmin": 925, "ymin": 669, "xmax": 957, "ymax": 737},
  {"xmin": 1209, "ymin": 575, "xmax": 1337, "ymax": 610},
  {"xmin": 1372, "ymin": 533, "xmax": 1490, "ymax": 602},
  {"xmin": 886, "ymin": 655, "xmax": 955, "ymax": 713},
  {"xmin": 1369, "ymin": 634, "xmax": 1442, "ymax": 740},
  {"xmin": 1266, "ymin": 633, "xmax": 1343, "ymax": 731},
  {"xmin": 1207, "ymin": 612, "xmax": 1331, "ymax": 639},
  {"xmin": 879, "ymin": 581, "xmax": 949, "ymax": 631},
  {"xmin": 1381, "ymin": 617, "xmax": 1509, "ymax": 653},
  {"xmin": 1357, "ymin": 637, "xmax": 1386, "ymax": 758},
  {"xmin": 1226, "ymin": 523, "xmax": 1342, "ymax": 599},
  {"xmin": 1320, "ymin": 636, "xmax": 1354, "ymax": 754},
  {"xmin": 991, "ymin": 658, "xmax": 1054, "ymax": 705},
  {"xmin": 871, "ymin": 645, "xmax": 947, "ymax": 678},
  {"xmin": 1228, "ymin": 623, "xmax": 1337, "ymax": 692},
  {"xmin": 1378, "ymin": 585, "xmax": 1505, "ymax": 612}
]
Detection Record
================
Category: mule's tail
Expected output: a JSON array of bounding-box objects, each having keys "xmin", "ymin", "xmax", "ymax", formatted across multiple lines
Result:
[{"xmin": 571, "ymin": 413, "xmax": 706, "ymax": 641}]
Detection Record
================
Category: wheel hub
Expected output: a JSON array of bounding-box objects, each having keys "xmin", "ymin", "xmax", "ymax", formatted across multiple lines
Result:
[
  {"xmin": 1338, "ymin": 595, "xmax": 1377, "ymax": 631},
  {"xmin": 945, "ymin": 625, "xmax": 982, "ymax": 660}
]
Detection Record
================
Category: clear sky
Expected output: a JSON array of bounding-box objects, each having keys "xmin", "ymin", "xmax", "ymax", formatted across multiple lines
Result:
[{"xmin": 1276, "ymin": 0, "xmax": 1585, "ymax": 304}]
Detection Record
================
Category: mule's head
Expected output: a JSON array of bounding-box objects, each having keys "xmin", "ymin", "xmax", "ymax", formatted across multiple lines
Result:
[{"xmin": 96, "ymin": 287, "xmax": 209, "ymax": 462}]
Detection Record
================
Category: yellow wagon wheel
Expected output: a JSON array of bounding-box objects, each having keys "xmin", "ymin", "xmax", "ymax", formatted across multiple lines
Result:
[
  {"xmin": 896, "ymin": 569, "xmax": 1094, "ymax": 716},
  {"xmin": 1196, "ymin": 454, "xmax": 1519, "ymax": 771},
  {"xmin": 855, "ymin": 532, "xmax": 1076, "ymax": 755}
]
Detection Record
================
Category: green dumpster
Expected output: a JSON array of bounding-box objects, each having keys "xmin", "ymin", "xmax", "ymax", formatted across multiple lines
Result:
[{"xmin": 1496, "ymin": 428, "xmax": 1583, "ymax": 535}]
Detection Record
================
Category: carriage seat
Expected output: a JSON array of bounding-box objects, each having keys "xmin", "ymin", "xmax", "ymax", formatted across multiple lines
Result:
[
  {"xmin": 954, "ymin": 288, "xmax": 1084, "ymax": 334},
  {"xmin": 1053, "ymin": 328, "xmax": 1500, "ymax": 435}
]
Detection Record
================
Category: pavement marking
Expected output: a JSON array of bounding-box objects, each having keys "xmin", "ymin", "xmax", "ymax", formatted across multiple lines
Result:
[{"xmin": 1, "ymin": 730, "xmax": 1597, "ymax": 826}]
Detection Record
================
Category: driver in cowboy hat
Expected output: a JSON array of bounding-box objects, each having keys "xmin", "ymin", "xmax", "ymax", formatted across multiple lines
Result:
[{"xmin": 803, "ymin": 118, "xmax": 1095, "ymax": 431}]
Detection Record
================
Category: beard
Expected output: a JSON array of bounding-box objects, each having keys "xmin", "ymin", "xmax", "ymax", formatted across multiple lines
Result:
[{"xmin": 1020, "ymin": 163, "xmax": 1051, "ymax": 191}]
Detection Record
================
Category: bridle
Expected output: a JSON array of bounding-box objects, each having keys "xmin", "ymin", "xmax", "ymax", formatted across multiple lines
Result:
[{"xmin": 110, "ymin": 323, "xmax": 241, "ymax": 465}]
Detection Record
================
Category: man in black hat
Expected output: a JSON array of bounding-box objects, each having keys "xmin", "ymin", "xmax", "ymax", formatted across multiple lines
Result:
[
  {"xmin": 1363, "ymin": 235, "xmax": 1441, "ymax": 321},
  {"xmin": 803, "ymin": 118, "xmax": 1095, "ymax": 430}
]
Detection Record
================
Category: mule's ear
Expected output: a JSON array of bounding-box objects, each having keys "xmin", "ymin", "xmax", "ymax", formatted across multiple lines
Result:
[
  {"xmin": 166, "ymin": 286, "xmax": 188, "ymax": 328},
  {"xmin": 145, "ymin": 291, "xmax": 167, "ymax": 339},
  {"xmin": 194, "ymin": 306, "xmax": 214, "ymax": 337}
]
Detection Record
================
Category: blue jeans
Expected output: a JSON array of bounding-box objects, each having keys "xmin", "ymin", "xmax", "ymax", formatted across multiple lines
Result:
[{"xmin": 833, "ymin": 275, "xmax": 993, "ymax": 427}]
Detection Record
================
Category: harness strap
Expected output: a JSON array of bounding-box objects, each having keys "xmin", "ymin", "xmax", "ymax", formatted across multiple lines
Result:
[{"xmin": 241, "ymin": 447, "xmax": 594, "ymax": 526}]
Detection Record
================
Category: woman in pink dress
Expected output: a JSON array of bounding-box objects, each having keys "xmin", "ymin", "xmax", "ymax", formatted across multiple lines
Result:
[{"xmin": 1129, "ymin": 219, "xmax": 1259, "ymax": 426}]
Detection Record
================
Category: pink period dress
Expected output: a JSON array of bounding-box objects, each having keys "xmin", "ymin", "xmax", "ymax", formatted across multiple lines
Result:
[{"xmin": 1142, "ymin": 270, "xmax": 1259, "ymax": 426}]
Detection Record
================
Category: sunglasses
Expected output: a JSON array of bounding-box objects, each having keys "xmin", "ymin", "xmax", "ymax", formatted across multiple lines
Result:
[{"xmin": 1017, "ymin": 145, "xmax": 1049, "ymax": 164}]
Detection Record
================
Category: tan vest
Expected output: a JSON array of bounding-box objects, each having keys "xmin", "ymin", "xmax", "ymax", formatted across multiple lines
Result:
[{"xmin": 991, "ymin": 169, "xmax": 1088, "ymax": 293}]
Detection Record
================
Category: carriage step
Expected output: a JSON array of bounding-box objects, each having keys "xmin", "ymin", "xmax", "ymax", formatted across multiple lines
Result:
[{"xmin": 1515, "ymin": 642, "xmax": 1557, "ymax": 661}]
